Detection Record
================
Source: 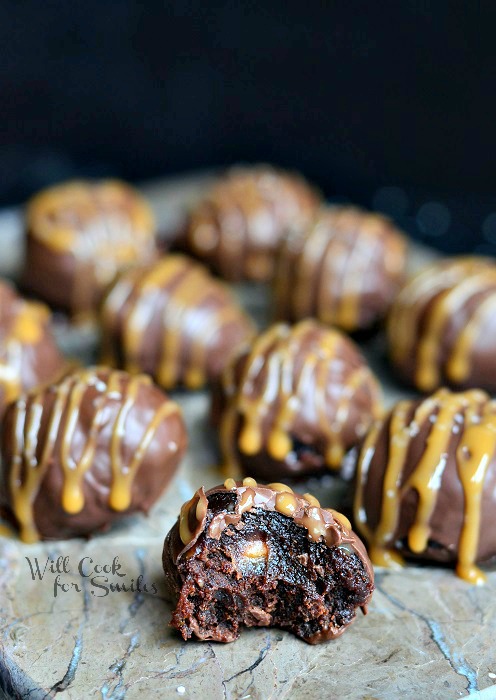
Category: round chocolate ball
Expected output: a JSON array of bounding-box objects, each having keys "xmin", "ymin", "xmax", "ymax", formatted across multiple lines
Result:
[
  {"xmin": 180, "ymin": 165, "xmax": 321, "ymax": 282},
  {"xmin": 0, "ymin": 279, "xmax": 65, "ymax": 418},
  {"xmin": 100, "ymin": 254, "xmax": 255, "ymax": 391},
  {"xmin": 0, "ymin": 366, "xmax": 187, "ymax": 541},
  {"xmin": 214, "ymin": 319, "xmax": 382, "ymax": 480},
  {"xmin": 274, "ymin": 205, "xmax": 407, "ymax": 332},
  {"xmin": 163, "ymin": 478, "xmax": 374, "ymax": 643},
  {"xmin": 387, "ymin": 256, "xmax": 496, "ymax": 392},
  {"xmin": 353, "ymin": 388, "xmax": 496, "ymax": 584},
  {"xmin": 22, "ymin": 180, "xmax": 157, "ymax": 318}
]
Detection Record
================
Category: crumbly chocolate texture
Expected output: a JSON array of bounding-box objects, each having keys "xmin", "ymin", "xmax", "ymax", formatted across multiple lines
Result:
[
  {"xmin": 213, "ymin": 319, "xmax": 382, "ymax": 480},
  {"xmin": 163, "ymin": 479, "xmax": 374, "ymax": 644},
  {"xmin": 21, "ymin": 180, "xmax": 157, "ymax": 318},
  {"xmin": 178, "ymin": 165, "xmax": 321, "ymax": 282},
  {"xmin": 354, "ymin": 388, "xmax": 496, "ymax": 585},
  {"xmin": 0, "ymin": 279, "xmax": 65, "ymax": 418},
  {"xmin": 100, "ymin": 254, "xmax": 255, "ymax": 391},
  {"xmin": 0, "ymin": 366, "xmax": 187, "ymax": 542},
  {"xmin": 274, "ymin": 205, "xmax": 407, "ymax": 332},
  {"xmin": 387, "ymin": 256, "xmax": 496, "ymax": 392}
]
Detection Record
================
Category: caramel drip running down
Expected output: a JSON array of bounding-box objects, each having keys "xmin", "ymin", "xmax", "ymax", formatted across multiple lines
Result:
[
  {"xmin": 8, "ymin": 368, "xmax": 180, "ymax": 543},
  {"xmin": 0, "ymin": 302, "xmax": 48, "ymax": 406},
  {"xmin": 388, "ymin": 258, "xmax": 496, "ymax": 391},
  {"xmin": 105, "ymin": 255, "xmax": 250, "ymax": 390},
  {"xmin": 354, "ymin": 388, "xmax": 496, "ymax": 584},
  {"xmin": 220, "ymin": 320, "xmax": 380, "ymax": 472}
]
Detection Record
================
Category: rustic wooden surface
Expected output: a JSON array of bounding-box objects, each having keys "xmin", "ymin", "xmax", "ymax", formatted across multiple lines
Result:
[{"xmin": 1, "ymin": 178, "xmax": 496, "ymax": 700}]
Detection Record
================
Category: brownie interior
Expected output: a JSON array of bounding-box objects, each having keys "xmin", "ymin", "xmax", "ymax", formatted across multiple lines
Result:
[{"xmin": 170, "ymin": 492, "xmax": 372, "ymax": 643}]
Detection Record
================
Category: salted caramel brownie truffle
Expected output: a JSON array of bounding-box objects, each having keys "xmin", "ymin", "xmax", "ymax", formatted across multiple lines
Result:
[
  {"xmin": 215, "ymin": 319, "xmax": 382, "ymax": 480},
  {"xmin": 0, "ymin": 366, "xmax": 186, "ymax": 542},
  {"xmin": 274, "ymin": 206, "xmax": 407, "ymax": 332},
  {"xmin": 22, "ymin": 180, "xmax": 157, "ymax": 318},
  {"xmin": 354, "ymin": 388, "xmax": 496, "ymax": 584},
  {"xmin": 387, "ymin": 257, "xmax": 496, "ymax": 392},
  {"xmin": 100, "ymin": 254, "xmax": 255, "ymax": 390},
  {"xmin": 0, "ymin": 279, "xmax": 65, "ymax": 418},
  {"xmin": 163, "ymin": 478, "xmax": 374, "ymax": 643},
  {"xmin": 180, "ymin": 165, "xmax": 321, "ymax": 282}
]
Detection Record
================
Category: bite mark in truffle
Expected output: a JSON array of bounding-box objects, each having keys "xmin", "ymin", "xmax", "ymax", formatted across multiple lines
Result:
[
  {"xmin": 163, "ymin": 478, "xmax": 374, "ymax": 643},
  {"xmin": 354, "ymin": 388, "xmax": 496, "ymax": 584}
]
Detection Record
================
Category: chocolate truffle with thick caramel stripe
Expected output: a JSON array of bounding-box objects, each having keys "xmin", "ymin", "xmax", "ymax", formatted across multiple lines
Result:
[
  {"xmin": 180, "ymin": 165, "xmax": 321, "ymax": 282},
  {"xmin": 163, "ymin": 478, "xmax": 374, "ymax": 644},
  {"xmin": 214, "ymin": 319, "xmax": 382, "ymax": 479},
  {"xmin": 274, "ymin": 206, "xmax": 407, "ymax": 332},
  {"xmin": 0, "ymin": 279, "xmax": 65, "ymax": 418},
  {"xmin": 100, "ymin": 254, "xmax": 255, "ymax": 391},
  {"xmin": 0, "ymin": 366, "xmax": 187, "ymax": 542},
  {"xmin": 354, "ymin": 388, "xmax": 496, "ymax": 584},
  {"xmin": 22, "ymin": 180, "xmax": 157, "ymax": 318},
  {"xmin": 387, "ymin": 256, "xmax": 496, "ymax": 392}
]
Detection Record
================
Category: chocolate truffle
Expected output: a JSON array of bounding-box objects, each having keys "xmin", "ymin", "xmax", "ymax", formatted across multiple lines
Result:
[
  {"xmin": 353, "ymin": 388, "xmax": 496, "ymax": 584},
  {"xmin": 0, "ymin": 279, "xmax": 65, "ymax": 418},
  {"xmin": 215, "ymin": 319, "xmax": 382, "ymax": 480},
  {"xmin": 163, "ymin": 478, "xmax": 374, "ymax": 643},
  {"xmin": 100, "ymin": 254, "xmax": 255, "ymax": 391},
  {"xmin": 180, "ymin": 165, "xmax": 321, "ymax": 282},
  {"xmin": 22, "ymin": 180, "xmax": 157, "ymax": 318},
  {"xmin": 387, "ymin": 256, "xmax": 496, "ymax": 392},
  {"xmin": 0, "ymin": 366, "xmax": 187, "ymax": 542},
  {"xmin": 274, "ymin": 206, "xmax": 407, "ymax": 332}
]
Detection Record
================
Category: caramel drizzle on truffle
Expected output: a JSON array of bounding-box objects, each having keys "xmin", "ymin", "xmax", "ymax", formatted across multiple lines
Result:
[
  {"xmin": 278, "ymin": 207, "xmax": 406, "ymax": 331},
  {"xmin": 354, "ymin": 388, "xmax": 496, "ymax": 584},
  {"xmin": 27, "ymin": 181, "xmax": 156, "ymax": 315},
  {"xmin": 179, "ymin": 477, "xmax": 353, "ymax": 549},
  {"xmin": 388, "ymin": 258, "xmax": 496, "ymax": 391},
  {"xmin": 103, "ymin": 255, "xmax": 252, "ymax": 390},
  {"xmin": 0, "ymin": 300, "xmax": 49, "ymax": 406},
  {"xmin": 220, "ymin": 320, "xmax": 381, "ymax": 472},
  {"xmin": 8, "ymin": 368, "xmax": 179, "ymax": 543}
]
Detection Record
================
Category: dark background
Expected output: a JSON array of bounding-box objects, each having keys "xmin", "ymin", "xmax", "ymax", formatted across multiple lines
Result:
[{"xmin": 1, "ymin": 1, "xmax": 496, "ymax": 253}]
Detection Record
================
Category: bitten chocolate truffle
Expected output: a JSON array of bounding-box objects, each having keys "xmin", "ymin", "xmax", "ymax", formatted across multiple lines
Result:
[
  {"xmin": 22, "ymin": 180, "xmax": 157, "ymax": 318},
  {"xmin": 387, "ymin": 256, "xmax": 496, "ymax": 392},
  {"xmin": 214, "ymin": 319, "xmax": 382, "ymax": 480},
  {"xmin": 0, "ymin": 279, "xmax": 65, "ymax": 418},
  {"xmin": 274, "ymin": 206, "xmax": 407, "ymax": 332},
  {"xmin": 180, "ymin": 165, "xmax": 321, "ymax": 282},
  {"xmin": 163, "ymin": 478, "xmax": 374, "ymax": 643},
  {"xmin": 354, "ymin": 388, "xmax": 496, "ymax": 584},
  {"xmin": 0, "ymin": 366, "xmax": 187, "ymax": 542},
  {"xmin": 100, "ymin": 254, "xmax": 255, "ymax": 391}
]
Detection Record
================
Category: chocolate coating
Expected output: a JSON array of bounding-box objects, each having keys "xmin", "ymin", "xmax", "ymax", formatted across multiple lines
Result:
[
  {"xmin": 179, "ymin": 165, "xmax": 321, "ymax": 282},
  {"xmin": 354, "ymin": 388, "xmax": 496, "ymax": 584},
  {"xmin": 387, "ymin": 256, "xmax": 496, "ymax": 392},
  {"xmin": 0, "ymin": 279, "xmax": 65, "ymax": 419},
  {"xmin": 100, "ymin": 254, "xmax": 255, "ymax": 391},
  {"xmin": 214, "ymin": 319, "xmax": 382, "ymax": 480},
  {"xmin": 22, "ymin": 180, "xmax": 157, "ymax": 318},
  {"xmin": 163, "ymin": 479, "xmax": 374, "ymax": 643},
  {"xmin": 0, "ymin": 366, "xmax": 187, "ymax": 541},
  {"xmin": 274, "ymin": 206, "xmax": 407, "ymax": 332}
]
